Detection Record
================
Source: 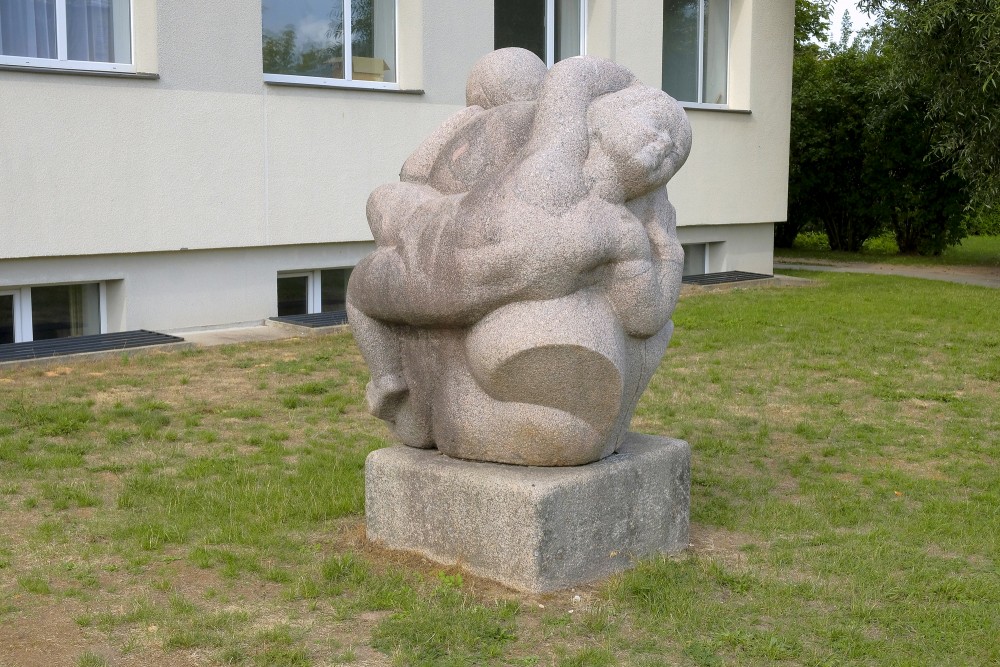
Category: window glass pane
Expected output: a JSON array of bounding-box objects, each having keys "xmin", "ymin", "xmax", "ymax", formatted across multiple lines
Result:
[
  {"xmin": 662, "ymin": 0, "xmax": 699, "ymax": 103},
  {"xmin": 66, "ymin": 0, "xmax": 130, "ymax": 63},
  {"xmin": 0, "ymin": 0, "xmax": 57, "ymax": 59},
  {"xmin": 494, "ymin": 0, "xmax": 545, "ymax": 63},
  {"xmin": 263, "ymin": 0, "xmax": 344, "ymax": 78},
  {"xmin": 554, "ymin": 0, "xmax": 581, "ymax": 62},
  {"xmin": 0, "ymin": 295, "xmax": 14, "ymax": 345},
  {"xmin": 320, "ymin": 268, "xmax": 352, "ymax": 313},
  {"xmin": 31, "ymin": 284, "xmax": 101, "ymax": 341},
  {"xmin": 682, "ymin": 244, "xmax": 707, "ymax": 276},
  {"xmin": 277, "ymin": 275, "xmax": 310, "ymax": 316},
  {"xmin": 703, "ymin": 0, "xmax": 728, "ymax": 104},
  {"xmin": 351, "ymin": 0, "xmax": 395, "ymax": 83}
]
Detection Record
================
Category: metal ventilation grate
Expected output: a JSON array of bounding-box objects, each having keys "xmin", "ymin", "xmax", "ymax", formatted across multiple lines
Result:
[
  {"xmin": 269, "ymin": 310, "xmax": 350, "ymax": 328},
  {"xmin": 0, "ymin": 330, "xmax": 184, "ymax": 363},
  {"xmin": 682, "ymin": 271, "xmax": 774, "ymax": 286}
]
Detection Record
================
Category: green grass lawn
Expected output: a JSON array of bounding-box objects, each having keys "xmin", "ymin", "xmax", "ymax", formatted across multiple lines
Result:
[
  {"xmin": 775, "ymin": 232, "xmax": 1000, "ymax": 267},
  {"xmin": 1, "ymin": 273, "xmax": 998, "ymax": 666}
]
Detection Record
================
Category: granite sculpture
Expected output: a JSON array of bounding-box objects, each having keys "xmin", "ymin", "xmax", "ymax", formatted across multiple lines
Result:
[{"xmin": 348, "ymin": 48, "xmax": 692, "ymax": 466}]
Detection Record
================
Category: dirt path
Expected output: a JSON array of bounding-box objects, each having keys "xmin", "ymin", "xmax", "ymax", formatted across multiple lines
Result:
[{"xmin": 774, "ymin": 259, "xmax": 1000, "ymax": 288}]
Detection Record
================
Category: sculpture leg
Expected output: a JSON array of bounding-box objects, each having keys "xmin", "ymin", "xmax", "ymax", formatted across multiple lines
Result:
[
  {"xmin": 425, "ymin": 334, "xmax": 608, "ymax": 466},
  {"xmin": 346, "ymin": 301, "xmax": 410, "ymax": 421}
]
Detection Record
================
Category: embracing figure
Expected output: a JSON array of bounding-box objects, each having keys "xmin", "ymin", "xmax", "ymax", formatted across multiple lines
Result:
[{"xmin": 348, "ymin": 49, "xmax": 692, "ymax": 466}]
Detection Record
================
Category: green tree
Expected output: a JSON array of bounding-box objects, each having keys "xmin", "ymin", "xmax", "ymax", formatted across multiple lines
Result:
[
  {"xmin": 776, "ymin": 0, "xmax": 836, "ymax": 247},
  {"xmin": 794, "ymin": 0, "xmax": 834, "ymax": 49},
  {"xmin": 787, "ymin": 42, "xmax": 885, "ymax": 251},
  {"xmin": 867, "ymin": 86, "xmax": 968, "ymax": 255},
  {"xmin": 859, "ymin": 0, "xmax": 1000, "ymax": 208},
  {"xmin": 782, "ymin": 3, "xmax": 973, "ymax": 254}
]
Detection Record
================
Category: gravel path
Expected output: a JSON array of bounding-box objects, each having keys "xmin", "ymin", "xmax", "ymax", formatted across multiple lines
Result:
[{"xmin": 774, "ymin": 259, "xmax": 1000, "ymax": 289}]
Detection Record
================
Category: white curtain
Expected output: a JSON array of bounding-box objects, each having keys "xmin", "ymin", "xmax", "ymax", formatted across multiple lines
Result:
[
  {"xmin": 68, "ymin": 0, "xmax": 128, "ymax": 63},
  {"xmin": 0, "ymin": 0, "xmax": 128, "ymax": 62},
  {"xmin": 555, "ymin": 0, "xmax": 582, "ymax": 62},
  {"xmin": 703, "ymin": 0, "xmax": 729, "ymax": 104},
  {"xmin": 372, "ymin": 0, "xmax": 395, "ymax": 82},
  {"xmin": 0, "ymin": 0, "xmax": 57, "ymax": 58}
]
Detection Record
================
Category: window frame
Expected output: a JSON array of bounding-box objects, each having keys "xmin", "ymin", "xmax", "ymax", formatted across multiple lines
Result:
[
  {"xmin": 0, "ymin": 283, "xmax": 108, "ymax": 344},
  {"xmin": 0, "ymin": 289, "xmax": 26, "ymax": 344},
  {"xmin": 493, "ymin": 0, "xmax": 587, "ymax": 68},
  {"xmin": 276, "ymin": 268, "xmax": 352, "ymax": 316},
  {"xmin": 663, "ymin": 0, "xmax": 731, "ymax": 109},
  {"xmin": 0, "ymin": 0, "xmax": 135, "ymax": 74},
  {"xmin": 262, "ymin": 0, "xmax": 401, "ymax": 91},
  {"xmin": 544, "ymin": 0, "xmax": 587, "ymax": 68},
  {"xmin": 277, "ymin": 271, "xmax": 316, "ymax": 317}
]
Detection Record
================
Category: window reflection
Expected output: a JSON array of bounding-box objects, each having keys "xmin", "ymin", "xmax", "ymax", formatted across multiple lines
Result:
[
  {"xmin": 262, "ymin": 0, "xmax": 395, "ymax": 82},
  {"xmin": 320, "ymin": 268, "xmax": 351, "ymax": 313}
]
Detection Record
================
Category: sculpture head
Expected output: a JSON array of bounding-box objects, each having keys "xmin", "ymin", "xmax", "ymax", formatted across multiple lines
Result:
[
  {"xmin": 587, "ymin": 85, "xmax": 692, "ymax": 201},
  {"xmin": 465, "ymin": 47, "xmax": 547, "ymax": 109}
]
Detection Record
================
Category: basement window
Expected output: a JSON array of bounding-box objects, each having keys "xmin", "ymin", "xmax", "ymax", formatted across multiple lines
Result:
[
  {"xmin": 0, "ymin": 282, "xmax": 106, "ymax": 344},
  {"xmin": 276, "ymin": 268, "xmax": 352, "ymax": 317},
  {"xmin": 682, "ymin": 243, "xmax": 709, "ymax": 276}
]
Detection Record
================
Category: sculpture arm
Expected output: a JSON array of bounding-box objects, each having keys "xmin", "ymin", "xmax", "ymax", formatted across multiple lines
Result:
[
  {"xmin": 400, "ymin": 105, "xmax": 484, "ymax": 185},
  {"xmin": 527, "ymin": 57, "xmax": 635, "ymax": 158},
  {"xmin": 510, "ymin": 58, "xmax": 637, "ymax": 211},
  {"xmin": 603, "ymin": 190, "xmax": 683, "ymax": 338},
  {"xmin": 347, "ymin": 196, "xmax": 517, "ymax": 327},
  {"xmin": 349, "ymin": 197, "xmax": 636, "ymax": 327}
]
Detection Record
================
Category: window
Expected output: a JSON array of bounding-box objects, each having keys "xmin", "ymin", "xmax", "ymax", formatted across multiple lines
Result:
[
  {"xmin": 0, "ymin": 292, "xmax": 17, "ymax": 345},
  {"xmin": 662, "ymin": 0, "xmax": 729, "ymax": 105},
  {"xmin": 0, "ymin": 0, "xmax": 132, "ymax": 72},
  {"xmin": 263, "ymin": 0, "xmax": 397, "ymax": 89},
  {"xmin": 277, "ymin": 268, "xmax": 352, "ymax": 317},
  {"xmin": 495, "ymin": 0, "xmax": 585, "ymax": 68},
  {"xmin": 0, "ymin": 283, "xmax": 106, "ymax": 345},
  {"xmin": 682, "ymin": 244, "xmax": 708, "ymax": 276}
]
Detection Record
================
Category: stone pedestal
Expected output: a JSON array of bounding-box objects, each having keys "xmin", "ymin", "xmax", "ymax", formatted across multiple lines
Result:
[{"xmin": 364, "ymin": 432, "xmax": 690, "ymax": 593}]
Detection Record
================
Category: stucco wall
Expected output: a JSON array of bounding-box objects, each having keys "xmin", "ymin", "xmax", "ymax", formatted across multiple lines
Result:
[
  {"xmin": 677, "ymin": 222, "xmax": 775, "ymax": 274},
  {"xmin": 0, "ymin": 243, "xmax": 374, "ymax": 332},
  {"xmin": 668, "ymin": 0, "xmax": 794, "ymax": 229},
  {"xmin": 1, "ymin": 0, "xmax": 792, "ymax": 264},
  {"xmin": 0, "ymin": 0, "xmax": 492, "ymax": 260}
]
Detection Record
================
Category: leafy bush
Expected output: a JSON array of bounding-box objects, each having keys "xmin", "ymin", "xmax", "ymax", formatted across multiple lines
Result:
[
  {"xmin": 866, "ymin": 85, "xmax": 968, "ymax": 255},
  {"xmin": 787, "ymin": 11, "xmax": 973, "ymax": 255},
  {"xmin": 789, "ymin": 44, "xmax": 885, "ymax": 252},
  {"xmin": 966, "ymin": 209, "xmax": 1000, "ymax": 237}
]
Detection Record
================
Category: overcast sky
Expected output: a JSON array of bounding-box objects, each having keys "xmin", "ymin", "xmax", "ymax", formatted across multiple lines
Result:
[{"xmin": 831, "ymin": 0, "xmax": 873, "ymax": 37}]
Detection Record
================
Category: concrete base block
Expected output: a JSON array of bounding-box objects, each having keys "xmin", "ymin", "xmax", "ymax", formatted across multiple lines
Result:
[{"xmin": 365, "ymin": 432, "xmax": 690, "ymax": 593}]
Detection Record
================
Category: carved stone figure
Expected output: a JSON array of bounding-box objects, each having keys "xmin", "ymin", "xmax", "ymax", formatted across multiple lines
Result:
[{"xmin": 348, "ymin": 48, "xmax": 692, "ymax": 466}]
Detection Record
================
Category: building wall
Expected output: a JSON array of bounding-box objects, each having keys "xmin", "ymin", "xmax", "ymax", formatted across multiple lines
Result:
[
  {"xmin": 1, "ymin": 0, "xmax": 484, "ymax": 260},
  {"xmin": 1, "ymin": 0, "xmax": 793, "ymax": 332},
  {"xmin": 0, "ymin": 243, "xmax": 374, "ymax": 333},
  {"xmin": 678, "ymin": 223, "xmax": 776, "ymax": 275}
]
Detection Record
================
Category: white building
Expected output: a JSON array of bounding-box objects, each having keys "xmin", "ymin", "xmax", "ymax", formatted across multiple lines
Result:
[{"xmin": 1, "ymin": 0, "xmax": 793, "ymax": 344}]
